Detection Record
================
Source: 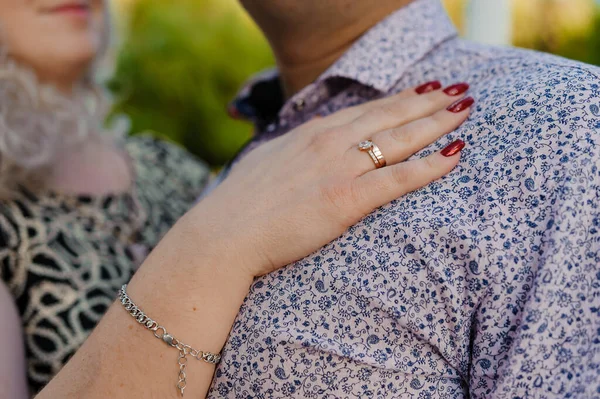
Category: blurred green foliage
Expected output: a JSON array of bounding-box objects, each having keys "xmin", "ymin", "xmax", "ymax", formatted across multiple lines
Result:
[
  {"xmin": 552, "ymin": 13, "xmax": 600, "ymax": 67},
  {"xmin": 109, "ymin": 0, "xmax": 274, "ymax": 166}
]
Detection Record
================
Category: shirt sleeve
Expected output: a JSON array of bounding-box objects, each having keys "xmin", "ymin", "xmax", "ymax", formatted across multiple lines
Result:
[{"xmin": 473, "ymin": 151, "xmax": 600, "ymax": 398}]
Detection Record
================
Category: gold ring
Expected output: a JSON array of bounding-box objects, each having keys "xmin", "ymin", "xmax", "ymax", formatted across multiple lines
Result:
[{"xmin": 358, "ymin": 140, "xmax": 387, "ymax": 169}]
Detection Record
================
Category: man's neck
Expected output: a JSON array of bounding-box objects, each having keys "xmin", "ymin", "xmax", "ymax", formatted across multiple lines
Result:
[
  {"xmin": 270, "ymin": 1, "xmax": 413, "ymax": 98},
  {"xmin": 274, "ymin": 21, "xmax": 365, "ymax": 98}
]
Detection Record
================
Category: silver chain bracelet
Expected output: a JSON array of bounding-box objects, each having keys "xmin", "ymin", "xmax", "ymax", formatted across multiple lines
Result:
[{"xmin": 117, "ymin": 284, "xmax": 221, "ymax": 397}]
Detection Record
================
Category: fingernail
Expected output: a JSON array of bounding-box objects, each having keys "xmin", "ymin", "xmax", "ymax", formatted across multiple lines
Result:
[
  {"xmin": 447, "ymin": 96, "xmax": 474, "ymax": 113},
  {"xmin": 443, "ymin": 82, "xmax": 470, "ymax": 96},
  {"xmin": 415, "ymin": 80, "xmax": 442, "ymax": 94},
  {"xmin": 441, "ymin": 139, "xmax": 466, "ymax": 157}
]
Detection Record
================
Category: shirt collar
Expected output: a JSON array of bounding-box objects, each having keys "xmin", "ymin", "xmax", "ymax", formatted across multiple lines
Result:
[
  {"xmin": 230, "ymin": 0, "xmax": 457, "ymax": 122},
  {"xmin": 319, "ymin": 0, "xmax": 457, "ymax": 92}
]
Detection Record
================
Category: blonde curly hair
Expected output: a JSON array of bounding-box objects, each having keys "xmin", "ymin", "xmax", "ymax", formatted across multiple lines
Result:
[{"xmin": 0, "ymin": 9, "xmax": 123, "ymax": 199}]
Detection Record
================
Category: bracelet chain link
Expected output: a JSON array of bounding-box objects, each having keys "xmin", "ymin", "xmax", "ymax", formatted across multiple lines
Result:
[{"xmin": 117, "ymin": 284, "xmax": 221, "ymax": 397}]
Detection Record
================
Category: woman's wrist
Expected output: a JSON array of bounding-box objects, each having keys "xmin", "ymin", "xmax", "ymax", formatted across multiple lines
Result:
[
  {"xmin": 185, "ymin": 200, "xmax": 270, "ymax": 278},
  {"xmin": 126, "ymin": 213, "xmax": 256, "ymax": 353}
]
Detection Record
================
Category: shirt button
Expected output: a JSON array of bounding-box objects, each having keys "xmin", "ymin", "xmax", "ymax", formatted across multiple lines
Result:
[{"xmin": 294, "ymin": 99, "xmax": 306, "ymax": 112}]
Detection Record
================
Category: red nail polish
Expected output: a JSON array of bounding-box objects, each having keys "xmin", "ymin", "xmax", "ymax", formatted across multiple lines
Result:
[
  {"xmin": 447, "ymin": 96, "xmax": 474, "ymax": 113},
  {"xmin": 441, "ymin": 139, "xmax": 466, "ymax": 157},
  {"xmin": 443, "ymin": 82, "xmax": 470, "ymax": 96},
  {"xmin": 415, "ymin": 80, "xmax": 442, "ymax": 94}
]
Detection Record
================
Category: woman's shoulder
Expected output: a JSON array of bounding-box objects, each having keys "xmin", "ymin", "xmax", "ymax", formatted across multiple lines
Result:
[{"xmin": 125, "ymin": 134, "xmax": 211, "ymax": 191}]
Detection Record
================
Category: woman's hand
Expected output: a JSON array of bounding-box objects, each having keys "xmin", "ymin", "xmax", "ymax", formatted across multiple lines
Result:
[{"xmin": 193, "ymin": 83, "xmax": 473, "ymax": 277}]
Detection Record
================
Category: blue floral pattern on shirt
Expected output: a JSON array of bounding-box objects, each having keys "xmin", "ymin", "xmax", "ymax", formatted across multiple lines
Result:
[{"xmin": 208, "ymin": 0, "xmax": 600, "ymax": 397}]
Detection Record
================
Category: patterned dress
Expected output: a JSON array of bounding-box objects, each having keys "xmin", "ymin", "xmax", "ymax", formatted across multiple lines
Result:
[
  {"xmin": 0, "ymin": 135, "xmax": 209, "ymax": 393},
  {"xmin": 208, "ymin": 0, "xmax": 600, "ymax": 397}
]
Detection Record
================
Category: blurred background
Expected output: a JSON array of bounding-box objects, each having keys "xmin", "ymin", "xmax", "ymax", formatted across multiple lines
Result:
[{"xmin": 107, "ymin": 0, "xmax": 600, "ymax": 168}]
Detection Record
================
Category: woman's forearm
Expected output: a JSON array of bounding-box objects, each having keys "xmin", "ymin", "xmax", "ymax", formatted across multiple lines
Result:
[{"xmin": 37, "ymin": 210, "xmax": 255, "ymax": 398}]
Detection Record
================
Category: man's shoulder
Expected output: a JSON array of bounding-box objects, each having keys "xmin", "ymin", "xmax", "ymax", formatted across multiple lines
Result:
[
  {"xmin": 441, "ymin": 40, "xmax": 600, "ymax": 141},
  {"xmin": 453, "ymin": 39, "xmax": 600, "ymax": 90},
  {"xmin": 414, "ymin": 40, "xmax": 600, "ymax": 180}
]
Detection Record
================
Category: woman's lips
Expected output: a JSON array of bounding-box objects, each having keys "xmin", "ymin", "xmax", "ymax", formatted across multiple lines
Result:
[{"xmin": 49, "ymin": 3, "xmax": 90, "ymax": 16}]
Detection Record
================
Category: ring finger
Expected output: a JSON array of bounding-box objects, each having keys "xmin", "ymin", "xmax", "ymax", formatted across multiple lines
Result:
[{"xmin": 348, "ymin": 95, "xmax": 474, "ymax": 175}]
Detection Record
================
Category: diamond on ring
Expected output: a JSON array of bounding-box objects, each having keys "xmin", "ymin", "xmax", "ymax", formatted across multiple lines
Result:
[
  {"xmin": 357, "ymin": 139, "xmax": 386, "ymax": 169},
  {"xmin": 358, "ymin": 140, "xmax": 374, "ymax": 151}
]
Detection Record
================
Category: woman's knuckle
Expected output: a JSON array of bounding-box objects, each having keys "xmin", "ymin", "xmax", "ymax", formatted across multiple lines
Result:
[
  {"xmin": 424, "ymin": 155, "xmax": 437, "ymax": 171},
  {"xmin": 368, "ymin": 106, "xmax": 394, "ymax": 122},
  {"xmin": 390, "ymin": 127, "xmax": 411, "ymax": 145},
  {"xmin": 320, "ymin": 181, "xmax": 355, "ymax": 212},
  {"xmin": 390, "ymin": 166, "xmax": 410, "ymax": 186},
  {"xmin": 381, "ymin": 103, "xmax": 397, "ymax": 115},
  {"xmin": 431, "ymin": 111, "xmax": 449, "ymax": 126}
]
